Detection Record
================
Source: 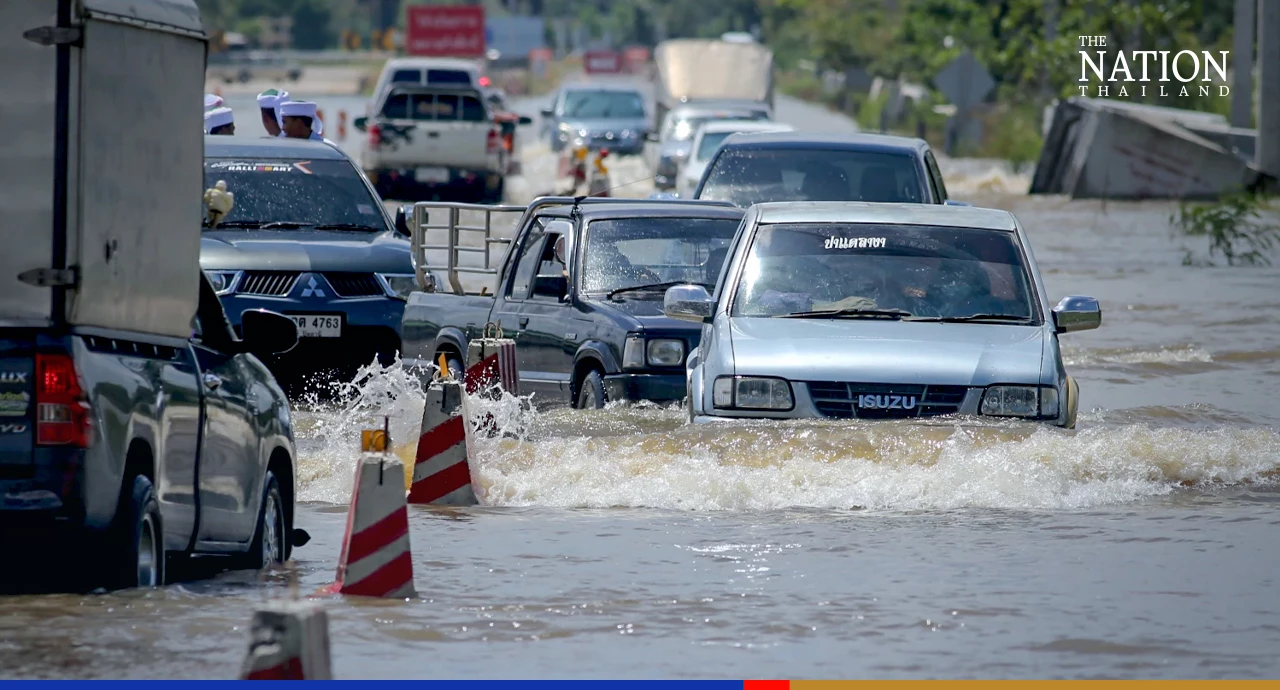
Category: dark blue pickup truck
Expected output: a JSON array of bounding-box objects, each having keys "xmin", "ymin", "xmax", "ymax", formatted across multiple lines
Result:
[{"xmin": 400, "ymin": 198, "xmax": 744, "ymax": 408}]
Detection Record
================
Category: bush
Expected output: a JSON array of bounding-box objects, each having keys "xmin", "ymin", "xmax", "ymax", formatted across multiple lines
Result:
[{"xmin": 1172, "ymin": 189, "xmax": 1280, "ymax": 266}]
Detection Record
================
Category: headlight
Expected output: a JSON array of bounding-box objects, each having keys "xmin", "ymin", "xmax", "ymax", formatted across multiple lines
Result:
[
  {"xmin": 620, "ymin": 129, "xmax": 635, "ymax": 139},
  {"xmin": 647, "ymin": 338, "xmax": 685, "ymax": 366},
  {"xmin": 204, "ymin": 270, "xmax": 240, "ymax": 296},
  {"xmin": 980, "ymin": 385, "xmax": 1059, "ymax": 419},
  {"xmin": 377, "ymin": 273, "xmax": 418, "ymax": 301},
  {"xmin": 712, "ymin": 376, "xmax": 794, "ymax": 410}
]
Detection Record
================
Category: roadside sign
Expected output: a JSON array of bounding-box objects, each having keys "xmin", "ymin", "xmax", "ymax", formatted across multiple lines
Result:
[
  {"xmin": 584, "ymin": 50, "xmax": 621, "ymax": 74},
  {"xmin": 933, "ymin": 50, "xmax": 994, "ymax": 111},
  {"xmin": 622, "ymin": 45, "xmax": 650, "ymax": 73},
  {"xmin": 405, "ymin": 5, "xmax": 485, "ymax": 57}
]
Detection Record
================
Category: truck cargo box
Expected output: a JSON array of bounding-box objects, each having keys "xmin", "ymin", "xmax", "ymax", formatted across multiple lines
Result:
[
  {"xmin": 654, "ymin": 39, "xmax": 775, "ymax": 107},
  {"xmin": 0, "ymin": 0, "xmax": 207, "ymax": 339}
]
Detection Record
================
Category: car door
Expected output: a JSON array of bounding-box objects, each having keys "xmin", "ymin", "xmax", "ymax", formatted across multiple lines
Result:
[
  {"xmin": 515, "ymin": 222, "xmax": 575, "ymax": 402},
  {"xmin": 190, "ymin": 288, "xmax": 261, "ymax": 547},
  {"xmin": 495, "ymin": 217, "xmax": 555, "ymax": 396}
]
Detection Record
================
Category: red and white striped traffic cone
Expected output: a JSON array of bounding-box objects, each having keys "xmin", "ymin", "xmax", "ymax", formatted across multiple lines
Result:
[
  {"xmin": 465, "ymin": 336, "xmax": 519, "ymax": 396},
  {"xmin": 407, "ymin": 380, "xmax": 478, "ymax": 506},
  {"xmin": 240, "ymin": 601, "xmax": 332, "ymax": 680},
  {"xmin": 322, "ymin": 455, "xmax": 416, "ymax": 598}
]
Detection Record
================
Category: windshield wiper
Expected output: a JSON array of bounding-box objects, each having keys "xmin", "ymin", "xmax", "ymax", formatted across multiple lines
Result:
[
  {"xmin": 775, "ymin": 308, "xmax": 913, "ymax": 319},
  {"xmin": 607, "ymin": 281, "xmax": 711, "ymax": 300},
  {"xmin": 206, "ymin": 220, "xmax": 308, "ymax": 229},
  {"xmin": 904, "ymin": 313, "xmax": 1035, "ymax": 324},
  {"xmin": 312, "ymin": 223, "xmax": 384, "ymax": 232}
]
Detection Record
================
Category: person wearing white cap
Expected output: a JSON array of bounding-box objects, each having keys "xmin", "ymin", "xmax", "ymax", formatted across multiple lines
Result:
[
  {"xmin": 278, "ymin": 100, "xmax": 329, "ymax": 142},
  {"xmin": 205, "ymin": 93, "xmax": 224, "ymax": 111},
  {"xmin": 205, "ymin": 106, "xmax": 235, "ymax": 135},
  {"xmin": 256, "ymin": 88, "xmax": 289, "ymax": 137}
]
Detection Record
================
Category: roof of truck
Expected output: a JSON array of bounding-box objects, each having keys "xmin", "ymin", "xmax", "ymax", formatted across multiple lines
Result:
[
  {"xmin": 203, "ymin": 136, "xmax": 350, "ymax": 160},
  {"xmin": 537, "ymin": 198, "xmax": 745, "ymax": 222}
]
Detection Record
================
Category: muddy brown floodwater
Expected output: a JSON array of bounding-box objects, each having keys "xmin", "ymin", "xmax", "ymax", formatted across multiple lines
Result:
[{"xmin": 1, "ymin": 92, "xmax": 1277, "ymax": 680}]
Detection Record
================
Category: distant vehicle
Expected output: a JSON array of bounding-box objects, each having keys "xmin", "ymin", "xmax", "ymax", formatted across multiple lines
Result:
[
  {"xmin": 649, "ymin": 104, "xmax": 773, "ymax": 191},
  {"xmin": 400, "ymin": 198, "xmax": 744, "ymax": 408},
  {"xmin": 651, "ymin": 38, "xmax": 775, "ymax": 152},
  {"xmin": 678, "ymin": 120, "xmax": 795, "ymax": 198},
  {"xmin": 355, "ymin": 83, "xmax": 527, "ymax": 202},
  {"xmin": 692, "ymin": 131, "xmax": 962, "ymax": 208},
  {"xmin": 369, "ymin": 57, "xmax": 483, "ymax": 103},
  {"xmin": 664, "ymin": 202, "xmax": 1101, "ymax": 428},
  {"xmin": 540, "ymin": 86, "xmax": 655, "ymax": 155},
  {"xmin": 201, "ymin": 137, "xmax": 415, "ymax": 390},
  {"xmin": 207, "ymin": 48, "xmax": 303, "ymax": 85},
  {"xmin": 2, "ymin": 0, "xmax": 300, "ymax": 591}
]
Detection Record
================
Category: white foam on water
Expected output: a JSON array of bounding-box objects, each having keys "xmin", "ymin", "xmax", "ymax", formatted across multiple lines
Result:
[{"xmin": 295, "ymin": 359, "xmax": 1280, "ymax": 512}]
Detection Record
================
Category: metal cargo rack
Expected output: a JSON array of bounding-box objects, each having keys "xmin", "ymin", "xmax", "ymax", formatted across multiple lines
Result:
[{"xmin": 409, "ymin": 196, "xmax": 739, "ymax": 296}]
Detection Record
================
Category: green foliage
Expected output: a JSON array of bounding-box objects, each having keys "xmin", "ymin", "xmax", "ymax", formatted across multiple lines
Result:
[{"xmin": 1172, "ymin": 191, "xmax": 1280, "ymax": 267}]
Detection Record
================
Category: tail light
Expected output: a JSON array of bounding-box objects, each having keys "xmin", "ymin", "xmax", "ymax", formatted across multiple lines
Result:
[
  {"xmin": 35, "ymin": 353, "xmax": 92, "ymax": 448},
  {"xmin": 368, "ymin": 123, "xmax": 382, "ymax": 148},
  {"xmin": 486, "ymin": 127, "xmax": 501, "ymax": 155}
]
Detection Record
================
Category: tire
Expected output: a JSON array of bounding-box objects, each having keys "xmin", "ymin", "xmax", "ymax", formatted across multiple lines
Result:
[
  {"xmin": 104, "ymin": 475, "xmax": 165, "ymax": 590},
  {"xmin": 244, "ymin": 471, "xmax": 287, "ymax": 570},
  {"xmin": 576, "ymin": 369, "xmax": 606, "ymax": 409}
]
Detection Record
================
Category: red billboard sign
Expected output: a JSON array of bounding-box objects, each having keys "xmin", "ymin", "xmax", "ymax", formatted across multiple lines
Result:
[
  {"xmin": 583, "ymin": 50, "xmax": 621, "ymax": 74},
  {"xmin": 405, "ymin": 5, "xmax": 485, "ymax": 57}
]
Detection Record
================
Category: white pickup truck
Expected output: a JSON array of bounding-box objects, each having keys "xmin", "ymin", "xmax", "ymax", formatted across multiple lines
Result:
[{"xmin": 356, "ymin": 85, "xmax": 527, "ymax": 203}]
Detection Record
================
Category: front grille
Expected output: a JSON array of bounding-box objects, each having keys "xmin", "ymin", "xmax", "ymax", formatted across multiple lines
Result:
[
  {"xmin": 238, "ymin": 271, "xmax": 300, "ymax": 296},
  {"xmin": 323, "ymin": 272, "xmax": 383, "ymax": 298},
  {"xmin": 806, "ymin": 382, "xmax": 969, "ymax": 420}
]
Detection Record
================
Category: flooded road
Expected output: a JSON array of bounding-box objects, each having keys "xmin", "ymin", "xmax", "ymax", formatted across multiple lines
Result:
[{"xmin": 3, "ymin": 88, "xmax": 1279, "ymax": 679}]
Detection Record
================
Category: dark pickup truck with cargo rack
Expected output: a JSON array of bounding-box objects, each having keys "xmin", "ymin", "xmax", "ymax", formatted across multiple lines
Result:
[{"xmin": 399, "ymin": 197, "xmax": 744, "ymax": 408}]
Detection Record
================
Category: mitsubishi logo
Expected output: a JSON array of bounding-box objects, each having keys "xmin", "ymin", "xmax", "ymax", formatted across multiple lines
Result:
[{"xmin": 301, "ymin": 276, "xmax": 325, "ymax": 298}]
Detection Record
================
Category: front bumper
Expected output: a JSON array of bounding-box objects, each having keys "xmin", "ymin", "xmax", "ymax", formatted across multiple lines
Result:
[
  {"xmin": 219, "ymin": 292, "xmax": 405, "ymax": 373},
  {"xmin": 604, "ymin": 373, "xmax": 687, "ymax": 404}
]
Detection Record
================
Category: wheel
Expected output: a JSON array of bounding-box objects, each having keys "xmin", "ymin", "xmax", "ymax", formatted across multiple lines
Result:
[
  {"xmin": 244, "ymin": 471, "xmax": 287, "ymax": 570},
  {"xmin": 576, "ymin": 369, "xmax": 606, "ymax": 409},
  {"xmin": 104, "ymin": 475, "xmax": 165, "ymax": 590}
]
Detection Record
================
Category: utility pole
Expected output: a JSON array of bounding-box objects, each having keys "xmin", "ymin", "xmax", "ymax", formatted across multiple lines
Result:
[
  {"xmin": 1231, "ymin": 0, "xmax": 1255, "ymax": 129},
  {"xmin": 1258, "ymin": 0, "xmax": 1280, "ymax": 179}
]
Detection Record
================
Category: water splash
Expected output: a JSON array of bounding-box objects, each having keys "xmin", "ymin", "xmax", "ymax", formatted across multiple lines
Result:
[{"xmin": 295, "ymin": 358, "xmax": 1280, "ymax": 512}]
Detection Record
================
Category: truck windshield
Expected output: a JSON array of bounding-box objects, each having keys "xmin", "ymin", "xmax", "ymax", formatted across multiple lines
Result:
[
  {"xmin": 731, "ymin": 223, "xmax": 1038, "ymax": 322},
  {"xmin": 581, "ymin": 217, "xmax": 741, "ymax": 294},
  {"xmin": 698, "ymin": 149, "xmax": 926, "ymax": 206},
  {"xmin": 563, "ymin": 90, "xmax": 645, "ymax": 119},
  {"xmin": 203, "ymin": 158, "xmax": 388, "ymax": 232}
]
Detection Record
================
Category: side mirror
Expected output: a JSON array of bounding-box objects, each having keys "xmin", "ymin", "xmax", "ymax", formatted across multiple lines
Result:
[
  {"xmin": 644, "ymin": 132, "xmax": 660, "ymax": 142},
  {"xmin": 1052, "ymin": 296, "xmax": 1102, "ymax": 333},
  {"xmin": 518, "ymin": 115, "xmax": 533, "ymax": 126},
  {"xmin": 354, "ymin": 116, "xmax": 368, "ymax": 132},
  {"xmin": 395, "ymin": 204, "xmax": 411, "ymax": 235},
  {"xmin": 664, "ymin": 284, "xmax": 715, "ymax": 323},
  {"xmin": 532, "ymin": 274, "xmax": 568, "ymax": 300},
  {"xmin": 239, "ymin": 309, "xmax": 298, "ymax": 355},
  {"xmin": 539, "ymin": 107, "xmax": 554, "ymax": 118}
]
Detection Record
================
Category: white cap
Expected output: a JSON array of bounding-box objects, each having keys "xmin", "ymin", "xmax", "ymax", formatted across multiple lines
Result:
[
  {"xmin": 278, "ymin": 100, "xmax": 317, "ymax": 119},
  {"xmin": 204, "ymin": 106, "xmax": 234, "ymax": 132},
  {"xmin": 256, "ymin": 88, "xmax": 289, "ymax": 110},
  {"xmin": 205, "ymin": 94, "xmax": 224, "ymax": 111}
]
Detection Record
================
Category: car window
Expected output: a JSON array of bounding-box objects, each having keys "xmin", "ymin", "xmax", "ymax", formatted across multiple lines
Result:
[
  {"xmin": 672, "ymin": 113, "xmax": 766, "ymax": 142},
  {"xmin": 530, "ymin": 230, "xmax": 568, "ymax": 302},
  {"xmin": 731, "ymin": 222, "xmax": 1038, "ymax": 322},
  {"xmin": 925, "ymin": 151, "xmax": 949, "ymax": 202},
  {"xmin": 697, "ymin": 148, "xmax": 926, "ymax": 207},
  {"xmin": 581, "ymin": 217, "xmax": 741, "ymax": 294},
  {"xmin": 562, "ymin": 90, "xmax": 645, "ymax": 119},
  {"xmin": 508, "ymin": 222, "xmax": 549, "ymax": 301},
  {"xmin": 382, "ymin": 91, "xmax": 487, "ymax": 122},
  {"xmin": 391, "ymin": 69, "xmax": 422, "ymax": 85},
  {"xmin": 203, "ymin": 158, "xmax": 389, "ymax": 232},
  {"xmin": 426, "ymin": 69, "xmax": 472, "ymax": 85}
]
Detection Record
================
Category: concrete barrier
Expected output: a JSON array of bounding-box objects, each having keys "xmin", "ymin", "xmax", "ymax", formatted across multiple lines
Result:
[
  {"xmin": 322, "ymin": 455, "xmax": 416, "ymax": 598},
  {"xmin": 240, "ymin": 601, "xmax": 332, "ymax": 680},
  {"xmin": 1032, "ymin": 97, "xmax": 1260, "ymax": 199},
  {"xmin": 465, "ymin": 333, "xmax": 519, "ymax": 396},
  {"xmin": 407, "ymin": 381, "xmax": 478, "ymax": 506}
]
